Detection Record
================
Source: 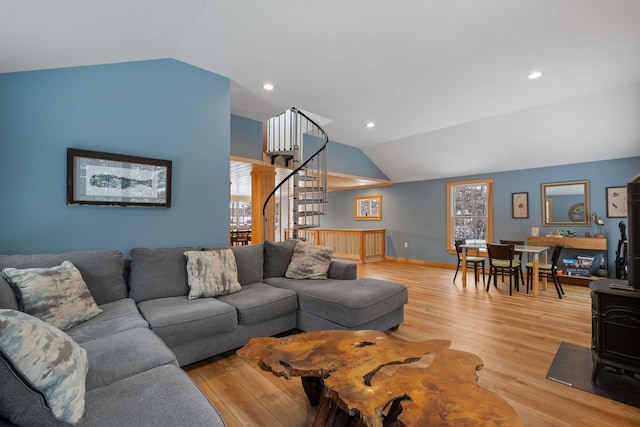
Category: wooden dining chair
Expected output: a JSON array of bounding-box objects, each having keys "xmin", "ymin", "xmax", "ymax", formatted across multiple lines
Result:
[
  {"xmin": 526, "ymin": 244, "xmax": 565, "ymax": 299},
  {"xmin": 454, "ymin": 239, "xmax": 485, "ymax": 285},
  {"xmin": 499, "ymin": 239, "xmax": 525, "ymax": 285},
  {"xmin": 486, "ymin": 243, "xmax": 521, "ymax": 295}
]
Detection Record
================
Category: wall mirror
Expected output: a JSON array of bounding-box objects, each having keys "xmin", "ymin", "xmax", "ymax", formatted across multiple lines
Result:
[{"xmin": 541, "ymin": 180, "xmax": 590, "ymax": 226}]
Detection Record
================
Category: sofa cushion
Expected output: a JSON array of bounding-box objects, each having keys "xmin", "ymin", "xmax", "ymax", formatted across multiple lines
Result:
[
  {"xmin": 264, "ymin": 277, "xmax": 408, "ymax": 328},
  {"xmin": 0, "ymin": 250, "xmax": 127, "ymax": 306},
  {"xmin": 0, "ymin": 280, "xmax": 18, "ymax": 310},
  {"xmin": 137, "ymin": 296, "xmax": 237, "ymax": 347},
  {"xmin": 82, "ymin": 328, "xmax": 177, "ymax": 391},
  {"xmin": 327, "ymin": 261, "xmax": 358, "ymax": 280},
  {"xmin": 0, "ymin": 309, "xmax": 88, "ymax": 426},
  {"xmin": 263, "ymin": 240, "xmax": 297, "ymax": 278},
  {"xmin": 184, "ymin": 250, "xmax": 241, "ymax": 299},
  {"xmin": 231, "ymin": 243, "xmax": 264, "ymax": 285},
  {"xmin": 66, "ymin": 298, "xmax": 149, "ymax": 344},
  {"xmin": 2, "ymin": 261, "xmax": 102, "ymax": 330},
  {"xmin": 285, "ymin": 241, "xmax": 333, "ymax": 280},
  {"xmin": 82, "ymin": 365, "xmax": 226, "ymax": 427},
  {"xmin": 217, "ymin": 283, "xmax": 297, "ymax": 325},
  {"xmin": 128, "ymin": 247, "xmax": 200, "ymax": 302}
]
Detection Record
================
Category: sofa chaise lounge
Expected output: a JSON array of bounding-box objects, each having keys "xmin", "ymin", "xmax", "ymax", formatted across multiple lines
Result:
[{"xmin": 0, "ymin": 239, "xmax": 408, "ymax": 426}]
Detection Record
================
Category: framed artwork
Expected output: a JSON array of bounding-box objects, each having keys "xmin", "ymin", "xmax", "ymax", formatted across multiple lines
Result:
[
  {"xmin": 512, "ymin": 192, "xmax": 528, "ymax": 218},
  {"xmin": 606, "ymin": 186, "xmax": 627, "ymax": 217},
  {"xmin": 354, "ymin": 195, "xmax": 382, "ymax": 220},
  {"xmin": 67, "ymin": 148, "xmax": 172, "ymax": 207}
]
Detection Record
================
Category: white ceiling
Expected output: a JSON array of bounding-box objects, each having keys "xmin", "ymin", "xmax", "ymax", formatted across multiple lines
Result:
[{"xmin": 3, "ymin": 0, "xmax": 640, "ymax": 182}]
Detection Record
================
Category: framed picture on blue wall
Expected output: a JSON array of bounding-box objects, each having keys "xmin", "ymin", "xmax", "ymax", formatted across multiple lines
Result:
[
  {"xmin": 512, "ymin": 192, "xmax": 528, "ymax": 218},
  {"xmin": 606, "ymin": 186, "xmax": 627, "ymax": 217},
  {"xmin": 354, "ymin": 195, "xmax": 381, "ymax": 220},
  {"xmin": 67, "ymin": 148, "xmax": 172, "ymax": 207}
]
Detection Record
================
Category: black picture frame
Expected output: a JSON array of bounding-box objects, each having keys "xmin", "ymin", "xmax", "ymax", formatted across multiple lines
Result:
[
  {"xmin": 512, "ymin": 192, "xmax": 528, "ymax": 219},
  {"xmin": 67, "ymin": 148, "xmax": 172, "ymax": 207}
]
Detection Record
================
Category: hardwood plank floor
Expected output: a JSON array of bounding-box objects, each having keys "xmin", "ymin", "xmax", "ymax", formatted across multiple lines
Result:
[{"xmin": 185, "ymin": 261, "xmax": 640, "ymax": 426}]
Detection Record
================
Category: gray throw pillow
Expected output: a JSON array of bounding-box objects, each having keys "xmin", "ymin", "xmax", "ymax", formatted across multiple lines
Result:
[
  {"xmin": 0, "ymin": 309, "xmax": 88, "ymax": 426},
  {"xmin": 263, "ymin": 240, "xmax": 297, "ymax": 278},
  {"xmin": 285, "ymin": 241, "xmax": 334, "ymax": 279},
  {"xmin": 2, "ymin": 261, "xmax": 102, "ymax": 331},
  {"xmin": 184, "ymin": 250, "xmax": 242, "ymax": 299}
]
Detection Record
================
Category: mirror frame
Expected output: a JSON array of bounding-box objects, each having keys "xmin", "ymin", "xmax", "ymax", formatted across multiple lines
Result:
[{"xmin": 541, "ymin": 180, "xmax": 590, "ymax": 226}]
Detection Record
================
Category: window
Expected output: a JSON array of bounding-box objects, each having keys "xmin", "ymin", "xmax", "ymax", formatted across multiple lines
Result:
[
  {"xmin": 229, "ymin": 200, "xmax": 252, "ymax": 231},
  {"xmin": 446, "ymin": 179, "xmax": 493, "ymax": 253}
]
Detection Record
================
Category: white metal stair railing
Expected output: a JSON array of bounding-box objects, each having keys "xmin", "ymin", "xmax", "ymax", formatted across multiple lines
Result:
[{"xmin": 263, "ymin": 108, "xmax": 329, "ymax": 242}]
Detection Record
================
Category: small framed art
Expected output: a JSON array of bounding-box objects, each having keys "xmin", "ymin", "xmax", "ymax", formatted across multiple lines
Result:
[
  {"xmin": 512, "ymin": 192, "xmax": 528, "ymax": 219},
  {"xmin": 354, "ymin": 195, "xmax": 382, "ymax": 220},
  {"xmin": 606, "ymin": 186, "xmax": 627, "ymax": 217},
  {"xmin": 67, "ymin": 148, "xmax": 172, "ymax": 207}
]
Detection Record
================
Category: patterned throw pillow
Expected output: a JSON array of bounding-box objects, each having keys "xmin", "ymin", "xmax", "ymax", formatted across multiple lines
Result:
[
  {"xmin": 0, "ymin": 309, "xmax": 88, "ymax": 425},
  {"xmin": 184, "ymin": 250, "xmax": 242, "ymax": 299},
  {"xmin": 285, "ymin": 241, "xmax": 334, "ymax": 279},
  {"xmin": 2, "ymin": 261, "xmax": 102, "ymax": 331}
]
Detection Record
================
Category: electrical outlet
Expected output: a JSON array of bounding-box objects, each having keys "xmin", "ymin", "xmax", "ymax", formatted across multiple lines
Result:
[{"xmin": 404, "ymin": 242, "xmax": 408, "ymax": 248}]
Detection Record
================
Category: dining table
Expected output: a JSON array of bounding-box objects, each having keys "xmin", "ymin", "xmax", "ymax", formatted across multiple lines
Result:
[{"xmin": 460, "ymin": 244, "xmax": 551, "ymax": 298}]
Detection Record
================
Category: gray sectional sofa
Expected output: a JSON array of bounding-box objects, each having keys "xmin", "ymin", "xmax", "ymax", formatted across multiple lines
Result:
[{"xmin": 0, "ymin": 240, "xmax": 408, "ymax": 426}]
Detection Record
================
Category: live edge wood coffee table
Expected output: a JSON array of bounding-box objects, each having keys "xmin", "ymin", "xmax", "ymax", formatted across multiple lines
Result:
[{"xmin": 237, "ymin": 330, "xmax": 523, "ymax": 427}]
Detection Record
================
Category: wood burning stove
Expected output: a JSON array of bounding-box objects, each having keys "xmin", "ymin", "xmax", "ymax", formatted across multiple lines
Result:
[
  {"xmin": 590, "ymin": 173, "xmax": 640, "ymax": 382},
  {"xmin": 590, "ymin": 279, "xmax": 640, "ymax": 381}
]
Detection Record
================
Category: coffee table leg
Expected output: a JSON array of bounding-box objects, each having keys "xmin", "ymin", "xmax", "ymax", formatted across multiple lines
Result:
[
  {"xmin": 313, "ymin": 392, "xmax": 365, "ymax": 427},
  {"xmin": 302, "ymin": 377, "xmax": 324, "ymax": 407}
]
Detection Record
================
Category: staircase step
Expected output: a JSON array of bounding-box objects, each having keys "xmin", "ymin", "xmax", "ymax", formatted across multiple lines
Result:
[
  {"xmin": 297, "ymin": 199, "xmax": 327, "ymax": 204},
  {"xmin": 296, "ymin": 224, "xmax": 321, "ymax": 230},
  {"xmin": 296, "ymin": 175, "xmax": 321, "ymax": 182},
  {"xmin": 296, "ymin": 211, "xmax": 327, "ymax": 217}
]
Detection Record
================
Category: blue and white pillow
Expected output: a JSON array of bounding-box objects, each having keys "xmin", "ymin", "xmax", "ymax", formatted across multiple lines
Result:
[
  {"xmin": 2, "ymin": 261, "xmax": 102, "ymax": 331},
  {"xmin": 184, "ymin": 249, "xmax": 242, "ymax": 299},
  {"xmin": 0, "ymin": 309, "xmax": 88, "ymax": 426}
]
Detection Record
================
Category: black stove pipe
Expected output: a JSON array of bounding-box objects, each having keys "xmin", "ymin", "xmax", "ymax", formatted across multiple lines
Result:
[{"xmin": 628, "ymin": 172, "xmax": 640, "ymax": 289}]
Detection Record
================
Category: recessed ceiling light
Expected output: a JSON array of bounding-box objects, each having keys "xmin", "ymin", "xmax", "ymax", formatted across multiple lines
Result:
[
  {"xmin": 366, "ymin": 122, "xmax": 375, "ymax": 128},
  {"xmin": 528, "ymin": 71, "xmax": 543, "ymax": 80},
  {"xmin": 262, "ymin": 83, "xmax": 274, "ymax": 91}
]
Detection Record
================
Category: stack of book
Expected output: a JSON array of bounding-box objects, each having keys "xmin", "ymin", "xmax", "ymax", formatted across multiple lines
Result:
[{"xmin": 563, "ymin": 256, "xmax": 595, "ymax": 277}]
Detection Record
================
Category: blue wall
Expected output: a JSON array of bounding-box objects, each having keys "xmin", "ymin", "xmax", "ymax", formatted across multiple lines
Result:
[
  {"xmin": 327, "ymin": 141, "xmax": 388, "ymax": 180},
  {"xmin": 322, "ymin": 157, "xmax": 640, "ymax": 271},
  {"xmin": 231, "ymin": 114, "xmax": 263, "ymax": 160},
  {"xmin": 0, "ymin": 59, "xmax": 231, "ymax": 256}
]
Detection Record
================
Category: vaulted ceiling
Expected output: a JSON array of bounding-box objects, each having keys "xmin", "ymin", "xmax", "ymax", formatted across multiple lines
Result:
[{"xmin": 3, "ymin": 1, "xmax": 640, "ymax": 182}]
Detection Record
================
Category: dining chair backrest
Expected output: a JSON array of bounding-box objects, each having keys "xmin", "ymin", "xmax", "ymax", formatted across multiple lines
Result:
[
  {"xmin": 487, "ymin": 243, "xmax": 515, "ymax": 264},
  {"xmin": 499, "ymin": 239, "xmax": 524, "ymax": 246},
  {"xmin": 500, "ymin": 239, "xmax": 524, "ymax": 260},
  {"xmin": 550, "ymin": 245, "xmax": 563, "ymax": 268},
  {"xmin": 454, "ymin": 239, "xmax": 465, "ymax": 256}
]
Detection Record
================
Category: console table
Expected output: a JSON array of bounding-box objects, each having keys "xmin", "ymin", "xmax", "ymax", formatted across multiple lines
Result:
[
  {"xmin": 528, "ymin": 235, "xmax": 608, "ymax": 285},
  {"xmin": 237, "ymin": 330, "xmax": 523, "ymax": 427}
]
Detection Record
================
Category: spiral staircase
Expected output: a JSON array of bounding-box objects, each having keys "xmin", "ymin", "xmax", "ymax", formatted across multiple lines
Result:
[{"xmin": 263, "ymin": 108, "xmax": 329, "ymax": 242}]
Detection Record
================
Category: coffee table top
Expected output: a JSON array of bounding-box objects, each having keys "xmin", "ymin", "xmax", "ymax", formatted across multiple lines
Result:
[{"xmin": 237, "ymin": 330, "xmax": 523, "ymax": 427}]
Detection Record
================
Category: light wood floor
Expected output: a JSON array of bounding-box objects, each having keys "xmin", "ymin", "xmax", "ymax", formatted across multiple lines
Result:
[{"xmin": 185, "ymin": 261, "xmax": 640, "ymax": 426}]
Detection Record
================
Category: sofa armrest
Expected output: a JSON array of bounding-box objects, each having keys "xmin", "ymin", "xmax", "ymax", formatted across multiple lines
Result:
[{"xmin": 327, "ymin": 261, "xmax": 357, "ymax": 280}]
